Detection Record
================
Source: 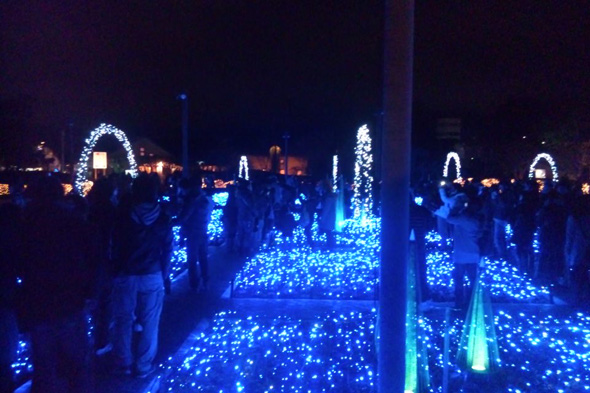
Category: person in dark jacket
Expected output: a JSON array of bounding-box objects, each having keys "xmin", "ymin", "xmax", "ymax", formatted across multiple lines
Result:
[
  {"xmin": 222, "ymin": 185, "xmax": 239, "ymax": 253},
  {"xmin": 87, "ymin": 178, "xmax": 117, "ymax": 354},
  {"xmin": 110, "ymin": 173, "xmax": 172, "ymax": 378},
  {"xmin": 17, "ymin": 175, "xmax": 98, "ymax": 393},
  {"xmin": 179, "ymin": 177, "xmax": 213, "ymax": 290},
  {"xmin": 435, "ymin": 186, "xmax": 482, "ymax": 309},
  {"xmin": 317, "ymin": 180, "xmax": 337, "ymax": 248},
  {"xmin": 512, "ymin": 185, "xmax": 538, "ymax": 275},
  {"xmin": 490, "ymin": 184, "xmax": 514, "ymax": 259},
  {"xmin": 0, "ymin": 202, "xmax": 21, "ymax": 393},
  {"xmin": 564, "ymin": 196, "xmax": 590, "ymax": 307},
  {"xmin": 536, "ymin": 191, "xmax": 568, "ymax": 281}
]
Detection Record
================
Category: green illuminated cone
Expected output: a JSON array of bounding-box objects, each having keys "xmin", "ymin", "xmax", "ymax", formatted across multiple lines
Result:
[
  {"xmin": 405, "ymin": 230, "xmax": 431, "ymax": 392},
  {"xmin": 456, "ymin": 273, "xmax": 501, "ymax": 374}
]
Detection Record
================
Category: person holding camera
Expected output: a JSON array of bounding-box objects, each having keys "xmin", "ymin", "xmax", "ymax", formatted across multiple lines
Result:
[{"xmin": 434, "ymin": 184, "xmax": 482, "ymax": 309}]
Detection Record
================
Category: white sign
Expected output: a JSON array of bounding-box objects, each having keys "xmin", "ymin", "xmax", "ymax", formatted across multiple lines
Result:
[
  {"xmin": 93, "ymin": 152, "xmax": 107, "ymax": 169},
  {"xmin": 535, "ymin": 169, "xmax": 546, "ymax": 179}
]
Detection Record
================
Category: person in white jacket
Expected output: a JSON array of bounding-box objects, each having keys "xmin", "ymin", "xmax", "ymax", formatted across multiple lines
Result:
[{"xmin": 434, "ymin": 185, "xmax": 482, "ymax": 309}]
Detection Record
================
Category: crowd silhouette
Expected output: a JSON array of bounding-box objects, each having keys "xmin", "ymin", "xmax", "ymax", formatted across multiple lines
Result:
[
  {"xmin": 0, "ymin": 170, "xmax": 345, "ymax": 392},
  {"xmin": 1, "ymin": 171, "xmax": 590, "ymax": 392}
]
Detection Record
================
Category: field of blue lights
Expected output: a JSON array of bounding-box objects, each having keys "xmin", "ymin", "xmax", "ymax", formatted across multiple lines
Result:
[
  {"xmin": 232, "ymin": 246, "xmax": 379, "ymax": 300},
  {"xmin": 424, "ymin": 231, "xmax": 550, "ymax": 303},
  {"xmin": 12, "ymin": 195, "xmax": 590, "ymax": 392},
  {"xmin": 159, "ymin": 221, "xmax": 590, "ymax": 392},
  {"xmin": 160, "ymin": 306, "xmax": 590, "ymax": 392},
  {"xmin": 232, "ymin": 224, "xmax": 549, "ymax": 303},
  {"xmin": 161, "ymin": 308, "xmax": 378, "ymax": 392}
]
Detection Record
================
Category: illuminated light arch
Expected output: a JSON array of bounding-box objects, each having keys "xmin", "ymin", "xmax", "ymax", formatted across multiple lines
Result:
[
  {"xmin": 528, "ymin": 153, "xmax": 558, "ymax": 180},
  {"xmin": 443, "ymin": 152, "xmax": 462, "ymax": 180},
  {"xmin": 239, "ymin": 155, "xmax": 249, "ymax": 181},
  {"xmin": 75, "ymin": 124, "xmax": 138, "ymax": 193}
]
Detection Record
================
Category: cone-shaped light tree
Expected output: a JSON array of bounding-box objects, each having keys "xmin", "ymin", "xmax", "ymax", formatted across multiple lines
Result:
[
  {"xmin": 405, "ymin": 230, "xmax": 431, "ymax": 392},
  {"xmin": 335, "ymin": 175, "xmax": 346, "ymax": 231},
  {"xmin": 456, "ymin": 273, "xmax": 501, "ymax": 374}
]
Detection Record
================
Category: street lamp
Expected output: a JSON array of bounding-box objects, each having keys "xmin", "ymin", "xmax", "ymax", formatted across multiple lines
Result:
[
  {"xmin": 177, "ymin": 93, "xmax": 189, "ymax": 178},
  {"xmin": 283, "ymin": 132, "xmax": 290, "ymax": 176}
]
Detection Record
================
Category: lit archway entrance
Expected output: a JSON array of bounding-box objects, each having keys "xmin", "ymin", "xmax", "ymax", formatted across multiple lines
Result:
[
  {"xmin": 443, "ymin": 151, "xmax": 462, "ymax": 180},
  {"xmin": 75, "ymin": 124, "xmax": 138, "ymax": 193},
  {"xmin": 528, "ymin": 153, "xmax": 558, "ymax": 181}
]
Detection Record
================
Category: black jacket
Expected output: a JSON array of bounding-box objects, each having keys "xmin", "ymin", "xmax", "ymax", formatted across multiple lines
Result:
[
  {"xmin": 17, "ymin": 200, "xmax": 98, "ymax": 329},
  {"xmin": 111, "ymin": 202, "xmax": 173, "ymax": 277}
]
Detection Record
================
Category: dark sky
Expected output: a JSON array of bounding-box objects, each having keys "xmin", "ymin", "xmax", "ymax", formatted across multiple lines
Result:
[{"xmin": 1, "ymin": 0, "xmax": 589, "ymax": 168}]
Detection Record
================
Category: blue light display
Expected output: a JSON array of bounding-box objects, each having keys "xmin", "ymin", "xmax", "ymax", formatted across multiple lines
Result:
[
  {"xmin": 11, "ymin": 340, "xmax": 32, "ymax": 377},
  {"xmin": 168, "ymin": 192, "xmax": 229, "ymax": 280},
  {"xmin": 169, "ymin": 225, "xmax": 187, "ymax": 281},
  {"xmin": 14, "ymin": 203, "xmax": 590, "ymax": 392},
  {"xmin": 160, "ymin": 309, "xmax": 377, "ymax": 392},
  {"xmin": 160, "ymin": 220, "xmax": 590, "ymax": 392},
  {"xmin": 233, "ymin": 246, "xmax": 379, "ymax": 299}
]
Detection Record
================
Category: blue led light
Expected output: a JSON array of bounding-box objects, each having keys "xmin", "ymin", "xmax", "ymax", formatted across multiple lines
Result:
[
  {"xmin": 424, "ymin": 230, "xmax": 549, "ymax": 302},
  {"xmin": 163, "ymin": 310, "xmax": 378, "ymax": 392},
  {"xmin": 212, "ymin": 192, "xmax": 229, "ymax": 207},
  {"xmin": 13, "ymin": 204, "xmax": 590, "ymax": 392}
]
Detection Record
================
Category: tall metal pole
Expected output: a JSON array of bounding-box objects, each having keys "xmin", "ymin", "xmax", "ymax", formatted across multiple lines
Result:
[
  {"xmin": 178, "ymin": 93, "xmax": 189, "ymax": 178},
  {"xmin": 283, "ymin": 132, "xmax": 290, "ymax": 175},
  {"xmin": 379, "ymin": 0, "xmax": 414, "ymax": 392}
]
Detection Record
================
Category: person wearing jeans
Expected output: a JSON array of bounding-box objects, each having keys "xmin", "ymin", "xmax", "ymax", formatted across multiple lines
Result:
[
  {"xmin": 112, "ymin": 274, "xmax": 164, "ymax": 375},
  {"xmin": 111, "ymin": 173, "xmax": 172, "ymax": 377}
]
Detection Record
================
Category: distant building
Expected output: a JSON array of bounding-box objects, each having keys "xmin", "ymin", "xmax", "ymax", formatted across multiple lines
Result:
[
  {"xmin": 245, "ymin": 145, "xmax": 308, "ymax": 176},
  {"xmin": 436, "ymin": 118, "xmax": 461, "ymax": 141},
  {"xmin": 113, "ymin": 137, "xmax": 182, "ymax": 178}
]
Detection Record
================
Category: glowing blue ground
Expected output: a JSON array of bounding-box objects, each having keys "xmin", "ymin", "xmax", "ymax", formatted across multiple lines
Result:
[
  {"xmin": 233, "ymin": 226, "xmax": 548, "ymax": 303},
  {"xmin": 161, "ymin": 309, "xmax": 377, "ymax": 392},
  {"xmin": 233, "ymin": 246, "xmax": 379, "ymax": 300},
  {"xmin": 425, "ymin": 230, "xmax": 550, "ymax": 302},
  {"xmin": 161, "ymin": 224, "xmax": 590, "ymax": 392},
  {"xmin": 13, "ymin": 209, "xmax": 590, "ymax": 392}
]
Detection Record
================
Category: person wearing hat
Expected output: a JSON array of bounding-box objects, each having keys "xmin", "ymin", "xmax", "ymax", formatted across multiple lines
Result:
[{"xmin": 434, "ymin": 185, "xmax": 482, "ymax": 309}]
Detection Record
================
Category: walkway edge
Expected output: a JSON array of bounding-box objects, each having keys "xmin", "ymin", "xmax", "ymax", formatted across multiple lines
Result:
[{"xmin": 143, "ymin": 318, "xmax": 211, "ymax": 393}]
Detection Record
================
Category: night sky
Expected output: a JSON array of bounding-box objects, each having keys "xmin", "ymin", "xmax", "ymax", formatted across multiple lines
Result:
[{"xmin": 1, "ymin": 1, "xmax": 589, "ymax": 173}]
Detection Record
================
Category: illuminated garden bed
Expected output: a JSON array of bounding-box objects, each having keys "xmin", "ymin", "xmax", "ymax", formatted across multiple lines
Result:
[
  {"xmin": 232, "ymin": 246, "xmax": 379, "ymax": 300},
  {"xmin": 423, "ymin": 307, "xmax": 590, "ymax": 392},
  {"xmin": 161, "ymin": 308, "xmax": 377, "ymax": 392},
  {"xmin": 231, "ymin": 218, "xmax": 381, "ymax": 300},
  {"xmin": 232, "ymin": 227, "xmax": 547, "ymax": 303},
  {"xmin": 425, "ymin": 231, "xmax": 550, "ymax": 303},
  {"xmin": 160, "ymin": 306, "xmax": 590, "ymax": 393}
]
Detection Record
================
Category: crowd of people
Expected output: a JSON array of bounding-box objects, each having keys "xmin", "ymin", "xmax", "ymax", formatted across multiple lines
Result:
[
  {"xmin": 0, "ymin": 171, "xmax": 343, "ymax": 392},
  {"xmin": 415, "ymin": 178, "xmax": 590, "ymax": 309},
  {"xmin": 3, "ymin": 168, "xmax": 588, "ymax": 392}
]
